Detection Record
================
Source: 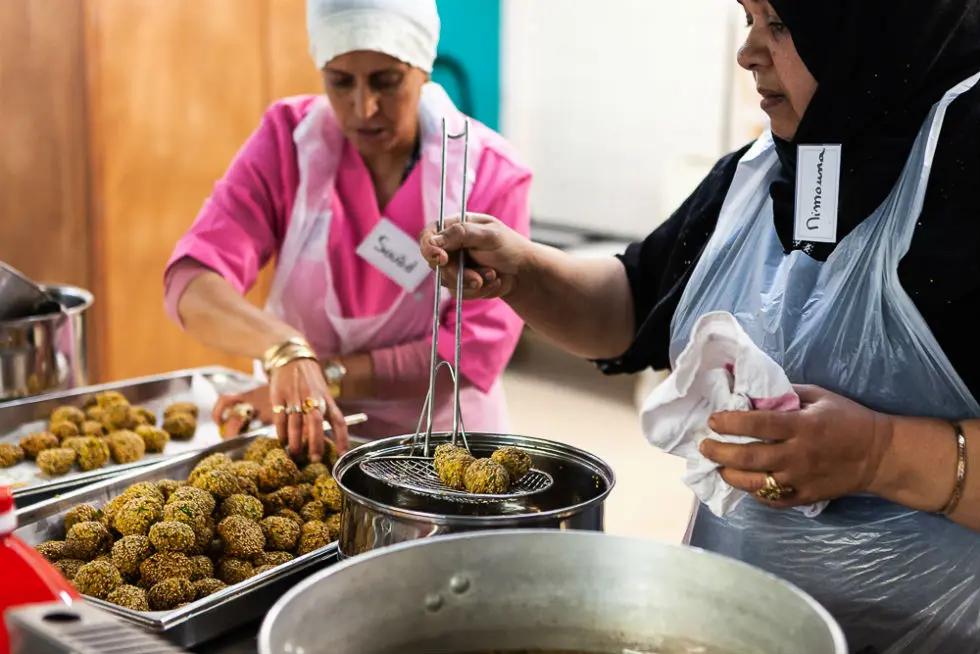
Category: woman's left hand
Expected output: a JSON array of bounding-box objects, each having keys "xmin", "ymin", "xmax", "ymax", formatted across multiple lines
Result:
[{"xmin": 700, "ymin": 384, "xmax": 895, "ymax": 507}]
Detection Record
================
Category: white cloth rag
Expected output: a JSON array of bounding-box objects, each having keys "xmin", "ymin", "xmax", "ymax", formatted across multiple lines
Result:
[{"xmin": 641, "ymin": 312, "xmax": 828, "ymax": 518}]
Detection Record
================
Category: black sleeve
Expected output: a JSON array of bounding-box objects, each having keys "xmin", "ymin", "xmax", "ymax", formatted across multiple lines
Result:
[{"xmin": 594, "ymin": 145, "xmax": 751, "ymax": 375}]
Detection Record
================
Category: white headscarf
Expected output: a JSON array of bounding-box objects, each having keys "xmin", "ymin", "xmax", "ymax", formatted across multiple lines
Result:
[{"xmin": 307, "ymin": 0, "xmax": 441, "ymax": 73}]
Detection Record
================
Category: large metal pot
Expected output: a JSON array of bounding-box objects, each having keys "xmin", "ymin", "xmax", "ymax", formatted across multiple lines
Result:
[
  {"xmin": 0, "ymin": 284, "xmax": 93, "ymax": 402},
  {"xmin": 334, "ymin": 432, "xmax": 614, "ymax": 558},
  {"xmin": 260, "ymin": 530, "xmax": 848, "ymax": 654}
]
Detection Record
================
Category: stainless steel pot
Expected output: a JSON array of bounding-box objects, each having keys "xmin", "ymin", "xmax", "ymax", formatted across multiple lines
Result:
[
  {"xmin": 259, "ymin": 530, "xmax": 848, "ymax": 654},
  {"xmin": 334, "ymin": 432, "xmax": 614, "ymax": 558},
  {"xmin": 0, "ymin": 284, "xmax": 93, "ymax": 401}
]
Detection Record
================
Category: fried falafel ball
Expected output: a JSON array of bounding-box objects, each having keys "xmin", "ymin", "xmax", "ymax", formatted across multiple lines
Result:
[
  {"xmin": 37, "ymin": 447, "xmax": 77, "ymax": 476},
  {"xmin": 122, "ymin": 481, "xmax": 165, "ymax": 503},
  {"xmin": 297, "ymin": 521, "xmax": 332, "ymax": 555},
  {"xmin": 85, "ymin": 406, "xmax": 106, "ymax": 423},
  {"xmin": 49, "ymin": 421, "xmax": 80, "ymax": 442},
  {"xmin": 162, "ymin": 412, "xmax": 197, "ymax": 441},
  {"xmin": 295, "ymin": 482, "xmax": 314, "ymax": 503},
  {"xmin": 311, "ymin": 474, "xmax": 342, "ymax": 511},
  {"xmin": 163, "ymin": 500, "xmax": 207, "ymax": 531},
  {"xmin": 103, "ymin": 402, "xmax": 138, "ymax": 431},
  {"xmin": 149, "ymin": 521, "xmax": 196, "ymax": 553},
  {"xmin": 193, "ymin": 578, "xmax": 227, "ymax": 600},
  {"xmin": 50, "ymin": 405, "xmax": 86, "ymax": 428},
  {"xmin": 0, "ymin": 443, "xmax": 25, "ymax": 468},
  {"xmin": 231, "ymin": 460, "xmax": 262, "ymax": 483},
  {"xmin": 490, "ymin": 446, "xmax": 533, "ymax": 481},
  {"xmin": 463, "ymin": 458, "xmax": 511, "ymax": 495},
  {"xmin": 140, "ymin": 552, "xmax": 194, "ymax": 586},
  {"xmin": 217, "ymin": 516, "xmax": 265, "ymax": 558},
  {"xmin": 53, "ymin": 558, "xmax": 85, "ymax": 580},
  {"xmin": 35, "ymin": 540, "xmax": 66, "ymax": 562},
  {"xmin": 64, "ymin": 504, "xmax": 101, "ymax": 532},
  {"xmin": 155, "ymin": 479, "xmax": 184, "ymax": 501},
  {"xmin": 276, "ymin": 508, "xmax": 303, "ymax": 527},
  {"xmin": 244, "ymin": 437, "xmax": 282, "ymax": 464},
  {"xmin": 189, "ymin": 453, "xmax": 232, "ymax": 481},
  {"xmin": 235, "ymin": 476, "xmax": 260, "ymax": 497},
  {"xmin": 299, "ymin": 500, "xmax": 326, "ymax": 523},
  {"xmin": 74, "ymin": 560, "xmax": 123, "ymax": 599},
  {"xmin": 253, "ymin": 551, "xmax": 294, "ymax": 567},
  {"xmin": 324, "ymin": 513, "xmax": 342, "ymax": 541},
  {"xmin": 19, "ymin": 431, "xmax": 59, "ymax": 459},
  {"xmin": 258, "ymin": 451, "xmax": 299, "ymax": 492},
  {"xmin": 273, "ymin": 486, "xmax": 305, "ymax": 512},
  {"xmin": 111, "ymin": 535, "xmax": 153, "ymax": 577},
  {"xmin": 163, "ymin": 401, "xmax": 199, "ymax": 420},
  {"xmin": 64, "ymin": 436, "xmax": 109, "ymax": 471},
  {"xmin": 433, "ymin": 443, "xmax": 467, "ymax": 469},
  {"xmin": 217, "ymin": 557, "xmax": 254, "ymax": 585},
  {"xmin": 108, "ymin": 430, "xmax": 146, "ymax": 464},
  {"xmin": 219, "ymin": 494, "xmax": 264, "ymax": 522},
  {"xmin": 436, "ymin": 451, "xmax": 475, "ymax": 490},
  {"xmin": 95, "ymin": 391, "xmax": 128, "ymax": 408},
  {"xmin": 81, "ymin": 420, "xmax": 107, "ymax": 437},
  {"xmin": 299, "ymin": 462, "xmax": 328, "ymax": 485},
  {"xmin": 99, "ymin": 495, "xmax": 128, "ymax": 531},
  {"xmin": 113, "ymin": 496, "xmax": 164, "ymax": 536},
  {"xmin": 189, "ymin": 555, "xmax": 214, "ymax": 581},
  {"xmin": 260, "ymin": 516, "xmax": 300, "ymax": 552},
  {"xmin": 192, "ymin": 468, "xmax": 239, "ymax": 499},
  {"xmin": 168, "ymin": 486, "xmax": 216, "ymax": 515},
  {"xmin": 106, "ymin": 584, "xmax": 149, "ymax": 611},
  {"xmin": 132, "ymin": 406, "xmax": 156, "ymax": 426},
  {"xmin": 148, "ymin": 578, "xmax": 195, "ymax": 611},
  {"xmin": 135, "ymin": 425, "xmax": 169, "ymax": 454}
]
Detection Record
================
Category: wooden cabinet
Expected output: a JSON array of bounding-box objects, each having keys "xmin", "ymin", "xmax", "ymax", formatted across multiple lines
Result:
[{"xmin": 0, "ymin": 0, "xmax": 322, "ymax": 382}]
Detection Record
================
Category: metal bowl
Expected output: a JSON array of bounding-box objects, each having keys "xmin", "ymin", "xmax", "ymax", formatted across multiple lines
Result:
[
  {"xmin": 259, "ymin": 529, "xmax": 848, "ymax": 654},
  {"xmin": 0, "ymin": 284, "xmax": 93, "ymax": 402},
  {"xmin": 334, "ymin": 432, "xmax": 614, "ymax": 557}
]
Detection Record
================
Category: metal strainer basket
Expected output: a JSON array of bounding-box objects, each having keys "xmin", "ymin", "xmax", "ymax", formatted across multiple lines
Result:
[{"xmin": 358, "ymin": 119, "xmax": 553, "ymax": 503}]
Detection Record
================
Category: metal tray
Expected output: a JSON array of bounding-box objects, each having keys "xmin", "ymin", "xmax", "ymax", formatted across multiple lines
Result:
[
  {"xmin": 14, "ymin": 429, "xmax": 363, "ymax": 648},
  {"xmin": 0, "ymin": 366, "xmax": 259, "ymax": 505}
]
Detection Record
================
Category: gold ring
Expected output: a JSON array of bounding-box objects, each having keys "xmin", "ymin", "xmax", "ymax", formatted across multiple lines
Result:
[
  {"xmin": 272, "ymin": 404, "xmax": 286, "ymax": 415},
  {"xmin": 284, "ymin": 405, "xmax": 303, "ymax": 415},
  {"xmin": 755, "ymin": 474, "xmax": 795, "ymax": 501},
  {"xmin": 302, "ymin": 397, "xmax": 327, "ymax": 414},
  {"xmin": 234, "ymin": 403, "xmax": 255, "ymax": 420}
]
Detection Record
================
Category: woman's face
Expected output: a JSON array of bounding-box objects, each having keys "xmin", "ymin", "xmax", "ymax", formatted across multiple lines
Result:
[
  {"xmin": 736, "ymin": 0, "xmax": 818, "ymax": 140},
  {"xmin": 322, "ymin": 51, "xmax": 427, "ymax": 156}
]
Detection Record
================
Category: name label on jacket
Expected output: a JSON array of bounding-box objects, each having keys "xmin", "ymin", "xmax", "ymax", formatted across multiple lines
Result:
[
  {"xmin": 794, "ymin": 144, "xmax": 841, "ymax": 244},
  {"xmin": 356, "ymin": 217, "xmax": 430, "ymax": 292}
]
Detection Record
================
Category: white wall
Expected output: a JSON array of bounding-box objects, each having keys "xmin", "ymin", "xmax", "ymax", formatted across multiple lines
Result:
[{"xmin": 501, "ymin": 0, "xmax": 763, "ymax": 239}]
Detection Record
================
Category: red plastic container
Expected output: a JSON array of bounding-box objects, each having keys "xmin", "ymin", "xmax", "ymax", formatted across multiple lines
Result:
[{"xmin": 0, "ymin": 487, "xmax": 79, "ymax": 654}]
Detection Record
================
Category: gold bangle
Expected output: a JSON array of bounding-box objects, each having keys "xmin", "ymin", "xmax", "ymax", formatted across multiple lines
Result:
[
  {"xmin": 941, "ymin": 422, "xmax": 967, "ymax": 516},
  {"xmin": 262, "ymin": 338, "xmax": 318, "ymax": 377}
]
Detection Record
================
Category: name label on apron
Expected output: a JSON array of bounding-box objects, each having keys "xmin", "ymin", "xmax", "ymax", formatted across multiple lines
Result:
[
  {"xmin": 794, "ymin": 144, "xmax": 842, "ymax": 244},
  {"xmin": 356, "ymin": 217, "xmax": 430, "ymax": 292}
]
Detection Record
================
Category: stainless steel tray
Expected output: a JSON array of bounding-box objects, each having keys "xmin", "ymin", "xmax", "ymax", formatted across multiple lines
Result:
[
  {"xmin": 14, "ymin": 429, "xmax": 362, "ymax": 648},
  {"xmin": 0, "ymin": 366, "xmax": 259, "ymax": 505}
]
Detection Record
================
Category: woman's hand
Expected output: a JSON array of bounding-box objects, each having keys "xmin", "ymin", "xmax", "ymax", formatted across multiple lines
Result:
[
  {"xmin": 700, "ymin": 384, "xmax": 894, "ymax": 508},
  {"xmin": 269, "ymin": 359, "xmax": 350, "ymax": 460},
  {"xmin": 419, "ymin": 213, "xmax": 534, "ymax": 300},
  {"xmin": 213, "ymin": 386, "xmax": 272, "ymax": 438}
]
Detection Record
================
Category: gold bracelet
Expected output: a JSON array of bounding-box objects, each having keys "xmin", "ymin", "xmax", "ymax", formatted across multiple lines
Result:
[
  {"xmin": 262, "ymin": 338, "xmax": 318, "ymax": 377},
  {"xmin": 941, "ymin": 422, "xmax": 967, "ymax": 516}
]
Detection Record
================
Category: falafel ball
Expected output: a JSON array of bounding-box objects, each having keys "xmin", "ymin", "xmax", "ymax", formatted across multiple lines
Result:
[
  {"xmin": 297, "ymin": 521, "xmax": 332, "ymax": 555},
  {"xmin": 311, "ymin": 474, "xmax": 342, "ymax": 511},
  {"xmin": 19, "ymin": 431, "xmax": 59, "ymax": 459},
  {"xmin": 463, "ymin": 458, "xmax": 511, "ymax": 495},
  {"xmin": 193, "ymin": 578, "xmax": 227, "ymax": 600},
  {"xmin": 163, "ymin": 401, "xmax": 199, "ymax": 420},
  {"xmin": 162, "ymin": 500, "xmax": 207, "ymax": 531},
  {"xmin": 168, "ymin": 486, "xmax": 216, "ymax": 514},
  {"xmin": 106, "ymin": 584, "xmax": 149, "ymax": 611},
  {"xmin": 217, "ymin": 516, "xmax": 265, "ymax": 558},
  {"xmin": 433, "ymin": 443, "xmax": 466, "ymax": 469},
  {"xmin": 103, "ymin": 402, "xmax": 138, "ymax": 431},
  {"xmin": 85, "ymin": 406, "xmax": 106, "ymax": 423},
  {"xmin": 64, "ymin": 436, "xmax": 109, "ymax": 471},
  {"xmin": 111, "ymin": 535, "xmax": 153, "ymax": 577},
  {"xmin": 235, "ymin": 476, "xmax": 259, "ymax": 497},
  {"xmin": 162, "ymin": 412, "xmax": 197, "ymax": 441},
  {"xmin": 99, "ymin": 495, "xmax": 128, "ymax": 531},
  {"xmin": 49, "ymin": 421, "xmax": 80, "ymax": 442},
  {"xmin": 37, "ymin": 447, "xmax": 77, "ymax": 476},
  {"xmin": 490, "ymin": 446, "xmax": 533, "ymax": 481},
  {"xmin": 0, "ymin": 443, "xmax": 25, "ymax": 468},
  {"xmin": 276, "ymin": 509, "xmax": 303, "ymax": 527},
  {"xmin": 324, "ymin": 513, "xmax": 342, "ymax": 541},
  {"xmin": 108, "ymin": 430, "xmax": 146, "ymax": 464},
  {"xmin": 189, "ymin": 555, "xmax": 214, "ymax": 581},
  {"xmin": 253, "ymin": 551, "xmax": 294, "ymax": 567},
  {"xmin": 219, "ymin": 494, "xmax": 264, "ymax": 522},
  {"xmin": 64, "ymin": 505, "xmax": 101, "ymax": 532},
  {"xmin": 35, "ymin": 540, "xmax": 66, "ymax": 561},
  {"xmin": 149, "ymin": 521, "xmax": 196, "ymax": 553},
  {"xmin": 50, "ymin": 405, "xmax": 86, "ymax": 428},
  {"xmin": 299, "ymin": 501, "xmax": 326, "ymax": 523},
  {"xmin": 295, "ymin": 482, "xmax": 314, "ymax": 503},
  {"xmin": 189, "ymin": 453, "xmax": 232, "ymax": 480},
  {"xmin": 231, "ymin": 460, "xmax": 262, "ymax": 483},
  {"xmin": 217, "ymin": 557, "xmax": 254, "ymax": 585},
  {"xmin": 132, "ymin": 406, "xmax": 156, "ymax": 426},
  {"xmin": 436, "ymin": 451, "xmax": 475, "ymax": 490},
  {"xmin": 113, "ymin": 496, "xmax": 164, "ymax": 536},
  {"xmin": 258, "ymin": 452, "xmax": 299, "ymax": 492},
  {"xmin": 95, "ymin": 391, "xmax": 128, "ymax": 408},
  {"xmin": 74, "ymin": 560, "xmax": 123, "ymax": 599},
  {"xmin": 259, "ymin": 516, "xmax": 300, "ymax": 552},
  {"xmin": 253, "ymin": 564, "xmax": 278, "ymax": 575},
  {"xmin": 135, "ymin": 425, "xmax": 169, "ymax": 454},
  {"xmin": 139, "ymin": 552, "xmax": 194, "ymax": 586},
  {"xmin": 192, "ymin": 468, "xmax": 239, "ymax": 499},
  {"xmin": 148, "ymin": 578, "xmax": 195, "ymax": 610},
  {"xmin": 243, "ymin": 437, "xmax": 281, "ymax": 464},
  {"xmin": 273, "ymin": 486, "xmax": 305, "ymax": 511},
  {"xmin": 155, "ymin": 479, "xmax": 184, "ymax": 501},
  {"xmin": 299, "ymin": 462, "xmax": 328, "ymax": 485},
  {"xmin": 122, "ymin": 481, "xmax": 165, "ymax": 503},
  {"xmin": 81, "ymin": 420, "xmax": 107, "ymax": 437},
  {"xmin": 53, "ymin": 558, "xmax": 85, "ymax": 580}
]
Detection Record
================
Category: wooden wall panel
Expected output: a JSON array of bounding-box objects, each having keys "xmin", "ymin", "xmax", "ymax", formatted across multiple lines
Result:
[
  {"xmin": 84, "ymin": 0, "xmax": 271, "ymax": 381},
  {"xmin": 268, "ymin": 0, "xmax": 323, "ymax": 99}
]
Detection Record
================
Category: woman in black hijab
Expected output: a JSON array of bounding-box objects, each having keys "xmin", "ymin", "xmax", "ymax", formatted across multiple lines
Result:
[{"xmin": 421, "ymin": 1, "xmax": 980, "ymax": 650}]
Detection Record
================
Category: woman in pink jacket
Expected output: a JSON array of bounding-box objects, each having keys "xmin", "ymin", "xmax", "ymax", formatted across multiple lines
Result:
[{"xmin": 164, "ymin": 0, "xmax": 531, "ymax": 460}]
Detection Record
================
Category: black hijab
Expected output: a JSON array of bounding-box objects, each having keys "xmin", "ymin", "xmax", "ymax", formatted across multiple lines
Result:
[{"xmin": 766, "ymin": 0, "xmax": 980, "ymax": 259}]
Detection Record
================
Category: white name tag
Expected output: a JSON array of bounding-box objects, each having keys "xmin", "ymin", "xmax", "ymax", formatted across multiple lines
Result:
[
  {"xmin": 793, "ymin": 144, "xmax": 842, "ymax": 244},
  {"xmin": 355, "ymin": 218, "xmax": 430, "ymax": 292}
]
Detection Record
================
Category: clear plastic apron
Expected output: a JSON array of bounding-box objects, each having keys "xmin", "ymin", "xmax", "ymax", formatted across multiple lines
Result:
[{"xmin": 657, "ymin": 72, "xmax": 980, "ymax": 653}]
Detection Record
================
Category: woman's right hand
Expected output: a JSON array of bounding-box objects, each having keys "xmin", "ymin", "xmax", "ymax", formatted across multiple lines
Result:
[
  {"xmin": 268, "ymin": 358, "xmax": 350, "ymax": 460},
  {"xmin": 419, "ymin": 213, "xmax": 534, "ymax": 300}
]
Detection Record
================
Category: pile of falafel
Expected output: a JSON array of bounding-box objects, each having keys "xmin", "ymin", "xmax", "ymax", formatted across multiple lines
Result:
[
  {"xmin": 32, "ymin": 435, "xmax": 343, "ymax": 612},
  {"xmin": 433, "ymin": 444, "xmax": 533, "ymax": 494},
  {"xmin": 0, "ymin": 390, "xmax": 200, "ymax": 477}
]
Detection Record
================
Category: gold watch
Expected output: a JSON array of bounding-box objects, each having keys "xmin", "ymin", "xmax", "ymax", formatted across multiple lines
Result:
[{"xmin": 324, "ymin": 360, "xmax": 347, "ymax": 399}]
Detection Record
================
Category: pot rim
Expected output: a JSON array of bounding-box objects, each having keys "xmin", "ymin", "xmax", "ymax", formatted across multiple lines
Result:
[{"xmin": 1, "ymin": 284, "xmax": 94, "ymax": 326}]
